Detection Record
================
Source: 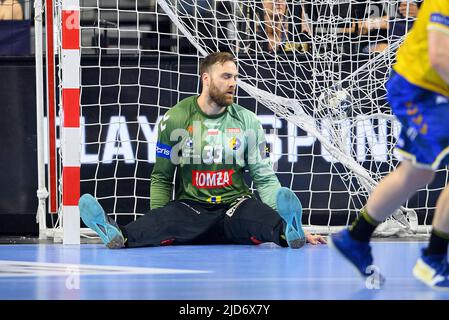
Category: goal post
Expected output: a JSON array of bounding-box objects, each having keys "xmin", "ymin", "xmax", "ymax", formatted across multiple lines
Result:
[
  {"xmin": 36, "ymin": 0, "xmax": 82, "ymax": 244},
  {"xmin": 37, "ymin": 0, "xmax": 442, "ymax": 243}
]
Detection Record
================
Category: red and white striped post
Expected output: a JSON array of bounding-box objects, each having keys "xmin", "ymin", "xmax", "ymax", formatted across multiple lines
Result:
[
  {"xmin": 61, "ymin": 0, "xmax": 80, "ymax": 244},
  {"xmin": 45, "ymin": 0, "xmax": 57, "ymax": 215}
]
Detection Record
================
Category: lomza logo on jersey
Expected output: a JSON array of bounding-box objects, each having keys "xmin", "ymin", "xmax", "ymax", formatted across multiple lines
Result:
[
  {"xmin": 192, "ymin": 169, "xmax": 234, "ymax": 189},
  {"xmin": 156, "ymin": 142, "xmax": 172, "ymax": 159}
]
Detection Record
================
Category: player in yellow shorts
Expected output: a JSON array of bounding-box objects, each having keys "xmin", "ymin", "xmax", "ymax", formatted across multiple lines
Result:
[{"xmin": 330, "ymin": 0, "xmax": 449, "ymax": 290}]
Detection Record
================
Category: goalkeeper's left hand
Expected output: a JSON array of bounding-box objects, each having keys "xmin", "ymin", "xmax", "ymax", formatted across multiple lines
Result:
[{"xmin": 305, "ymin": 232, "xmax": 327, "ymax": 245}]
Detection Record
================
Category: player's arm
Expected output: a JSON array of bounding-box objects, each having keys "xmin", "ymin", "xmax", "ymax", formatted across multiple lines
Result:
[
  {"xmin": 246, "ymin": 120, "xmax": 281, "ymax": 210},
  {"xmin": 150, "ymin": 114, "xmax": 178, "ymax": 209},
  {"xmin": 428, "ymin": 13, "xmax": 449, "ymax": 85}
]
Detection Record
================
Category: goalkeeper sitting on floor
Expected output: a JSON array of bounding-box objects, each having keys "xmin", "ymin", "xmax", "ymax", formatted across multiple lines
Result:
[{"xmin": 79, "ymin": 52, "xmax": 326, "ymax": 249}]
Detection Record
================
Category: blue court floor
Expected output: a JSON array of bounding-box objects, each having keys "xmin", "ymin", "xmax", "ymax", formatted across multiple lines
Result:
[{"xmin": 0, "ymin": 241, "xmax": 448, "ymax": 300}]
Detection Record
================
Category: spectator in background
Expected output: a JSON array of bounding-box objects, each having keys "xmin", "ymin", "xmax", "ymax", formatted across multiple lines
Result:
[
  {"xmin": 359, "ymin": 1, "xmax": 421, "ymax": 53},
  {"xmin": 0, "ymin": 0, "xmax": 23, "ymax": 20},
  {"xmin": 261, "ymin": 0, "xmax": 288, "ymax": 53},
  {"xmin": 390, "ymin": 1, "xmax": 422, "ymax": 41},
  {"xmin": 236, "ymin": 0, "xmax": 288, "ymax": 54},
  {"xmin": 251, "ymin": 0, "xmax": 309, "ymax": 54}
]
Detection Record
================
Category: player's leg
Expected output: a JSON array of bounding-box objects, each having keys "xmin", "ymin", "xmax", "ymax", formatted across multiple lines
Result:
[
  {"xmin": 80, "ymin": 195, "xmax": 222, "ymax": 248},
  {"xmin": 329, "ymin": 72, "xmax": 445, "ymax": 281},
  {"xmin": 79, "ymin": 194, "xmax": 125, "ymax": 249},
  {"xmin": 121, "ymin": 200, "xmax": 223, "ymax": 247},
  {"xmin": 221, "ymin": 196, "xmax": 286, "ymax": 246},
  {"xmin": 222, "ymin": 188, "xmax": 305, "ymax": 248},
  {"xmin": 413, "ymin": 185, "xmax": 449, "ymax": 290},
  {"xmin": 275, "ymin": 187, "xmax": 306, "ymax": 248},
  {"xmin": 354, "ymin": 160, "xmax": 434, "ymax": 242},
  {"xmin": 328, "ymin": 161, "xmax": 434, "ymax": 278}
]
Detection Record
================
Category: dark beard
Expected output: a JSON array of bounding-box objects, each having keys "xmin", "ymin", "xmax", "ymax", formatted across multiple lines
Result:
[{"xmin": 209, "ymin": 82, "xmax": 233, "ymax": 107}]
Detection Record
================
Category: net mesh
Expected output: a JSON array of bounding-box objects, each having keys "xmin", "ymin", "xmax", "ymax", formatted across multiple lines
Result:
[{"xmin": 53, "ymin": 0, "xmax": 447, "ymax": 236}]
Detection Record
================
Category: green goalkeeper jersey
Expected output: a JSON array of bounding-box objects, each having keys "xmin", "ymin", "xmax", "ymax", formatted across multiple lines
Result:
[{"xmin": 150, "ymin": 95, "xmax": 281, "ymax": 209}]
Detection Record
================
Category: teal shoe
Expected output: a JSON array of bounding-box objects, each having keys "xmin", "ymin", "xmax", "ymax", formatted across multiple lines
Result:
[
  {"xmin": 79, "ymin": 194, "xmax": 125, "ymax": 249},
  {"xmin": 276, "ymin": 187, "xmax": 306, "ymax": 249}
]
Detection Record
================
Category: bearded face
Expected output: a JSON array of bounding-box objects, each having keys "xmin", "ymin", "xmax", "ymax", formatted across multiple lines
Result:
[
  {"xmin": 202, "ymin": 60, "xmax": 238, "ymax": 108},
  {"xmin": 209, "ymin": 77, "xmax": 235, "ymax": 107}
]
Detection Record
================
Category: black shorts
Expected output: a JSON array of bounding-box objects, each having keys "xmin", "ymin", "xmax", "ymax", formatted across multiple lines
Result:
[{"xmin": 121, "ymin": 197, "xmax": 287, "ymax": 248}]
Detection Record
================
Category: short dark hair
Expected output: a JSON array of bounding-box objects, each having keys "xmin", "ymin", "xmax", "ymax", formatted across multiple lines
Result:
[{"xmin": 199, "ymin": 52, "xmax": 235, "ymax": 76}]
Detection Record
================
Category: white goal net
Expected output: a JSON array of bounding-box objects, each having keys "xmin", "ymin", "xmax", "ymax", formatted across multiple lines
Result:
[{"xmin": 38, "ymin": 0, "xmax": 447, "ymax": 241}]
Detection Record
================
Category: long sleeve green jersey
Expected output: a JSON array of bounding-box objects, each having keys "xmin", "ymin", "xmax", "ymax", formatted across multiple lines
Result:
[{"xmin": 150, "ymin": 95, "xmax": 281, "ymax": 209}]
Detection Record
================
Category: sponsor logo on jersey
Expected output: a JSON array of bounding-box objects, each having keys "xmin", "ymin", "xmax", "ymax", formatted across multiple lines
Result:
[
  {"xmin": 182, "ymin": 138, "xmax": 196, "ymax": 158},
  {"xmin": 430, "ymin": 13, "xmax": 449, "ymax": 28},
  {"xmin": 259, "ymin": 143, "xmax": 270, "ymax": 159},
  {"xmin": 207, "ymin": 196, "xmax": 222, "ymax": 203},
  {"xmin": 228, "ymin": 137, "xmax": 241, "ymax": 150},
  {"xmin": 227, "ymin": 128, "xmax": 241, "ymax": 134},
  {"xmin": 207, "ymin": 129, "xmax": 220, "ymax": 135},
  {"xmin": 156, "ymin": 142, "xmax": 172, "ymax": 159},
  {"xmin": 192, "ymin": 169, "xmax": 234, "ymax": 189},
  {"xmin": 185, "ymin": 138, "xmax": 194, "ymax": 148}
]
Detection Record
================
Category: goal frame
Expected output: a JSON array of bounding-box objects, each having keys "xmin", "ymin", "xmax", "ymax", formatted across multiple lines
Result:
[{"xmin": 35, "ymin": 0, "xmax": 434, "ymax": 244}]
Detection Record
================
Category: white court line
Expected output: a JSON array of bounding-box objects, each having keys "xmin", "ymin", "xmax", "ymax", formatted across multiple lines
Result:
[
  {"xmin": 0, "ymin": 277, "xmax": 418, "ymax": 283},
  {"xmin": 376, "ymin": 242, "xmax": 427, "ymax": 243},
  {"xmin": 0, "ymin": 260, "xmax": 211, "ymax": 277}
]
